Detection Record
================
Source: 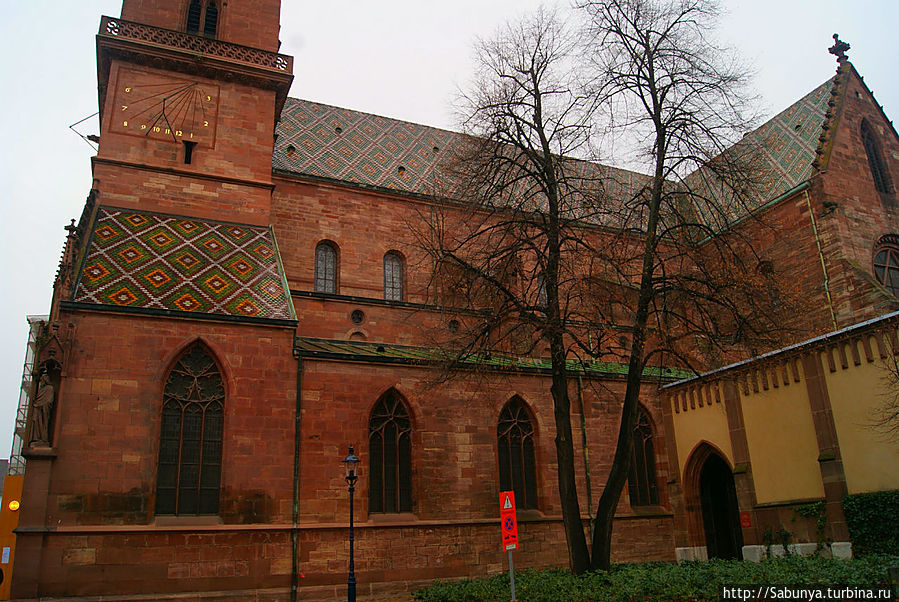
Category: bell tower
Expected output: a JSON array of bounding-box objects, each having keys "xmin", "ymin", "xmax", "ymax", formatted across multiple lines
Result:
[{"xmin": 92, "ymin": 0, "xmax": 293, "ymax": 225}]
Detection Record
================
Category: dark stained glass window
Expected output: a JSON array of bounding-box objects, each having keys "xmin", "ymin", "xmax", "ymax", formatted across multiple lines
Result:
[
  {"xmin": 384, "ymin": 252, "xmax": 404, "ymax": 301},
  {"xmin": 627, "ymin": 410, "xmax": 659, "ymax": 507},
  {"xmin": 497, "ymin": 398, "xmax": 537, "ymax": 509},
  {"xmin": 861, "ymin": 120, "xmax": 893, "ymax": 194},
  {"xmin": 369, "ymin": 390, "xmax": 412, "ymax": 513},
  {"xmin": 156, "ymin": 344, "xmax": 224, "ymax": 515},
  {"xmin": 314, "ymin": 242, "xmax": 338, "ymax": 293}
]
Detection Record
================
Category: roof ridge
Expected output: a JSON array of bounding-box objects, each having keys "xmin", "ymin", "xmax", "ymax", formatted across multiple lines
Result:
[{"xmin": 283, "ymin": 96, "xmax": 460, "ymax": 138}]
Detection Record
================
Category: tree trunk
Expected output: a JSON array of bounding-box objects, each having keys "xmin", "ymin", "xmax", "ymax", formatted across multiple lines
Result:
[
  {"xmin": 550, "ymin": 335, "xmax": 591, "ymax": 574},
  {"xmin": 591, "ymin": 124, "xmax": 667, "ymax": 571},
  {"xmin": 589, "ymin": 355, "xmax": 643, "ymax": 570}
]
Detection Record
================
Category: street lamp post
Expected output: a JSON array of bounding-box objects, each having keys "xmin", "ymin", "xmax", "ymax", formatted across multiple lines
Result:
[{"xmin": 342, "ymin": 446, "xmax": 360, "ymax": 602}]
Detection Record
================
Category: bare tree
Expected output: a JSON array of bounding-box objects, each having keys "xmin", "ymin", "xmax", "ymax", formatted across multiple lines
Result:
[
  {"xmin": 424, "ymin": 0, "xmax": 806, "ymax": 574},
  {"xmin": 578, "ymin": 0, "xmax": 807, "ymax": 570},
  {"xmin": 421, "ymin": 8, "xmax": 597, "ymax": 573}
]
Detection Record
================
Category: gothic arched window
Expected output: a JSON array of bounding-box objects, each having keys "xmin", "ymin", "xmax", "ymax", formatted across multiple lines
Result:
[
  {"xmin": 384, "ymin": 252, "xmax": 404, "ymax": 301},
  {"xmin": 627, "ymin": 409, "xmax": 659, "ymax": 507},
  {"xmin": 155, "ymin": 344, "xmax": 224, "ymax": 515},
  {"xmin": 314, "ymin": 242, "xmax": 338, "ymax": 294},
  {"xmin": 874, "ymin": 235, "xmax": 899, "ymax": 297},
  {"xmin": 369, "ymin": 391, "xmax": 412, "ymax": 513},
  {"xmin": 861, "ymin": 119, "xmax": 893, "ymax": 194},
  {"xmin": 497, "ymin": 397, "xmax": 537, "ymax": 509}
]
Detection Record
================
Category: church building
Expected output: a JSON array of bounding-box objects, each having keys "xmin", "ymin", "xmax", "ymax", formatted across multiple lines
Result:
[{"xmin": 4, "ymin": 1, "xmax": 899, "ymax": 600}]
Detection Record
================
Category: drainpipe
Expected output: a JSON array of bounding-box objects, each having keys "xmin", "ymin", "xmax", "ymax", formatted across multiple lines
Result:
[
  {"xmin": 291, "ymin": 356, "xmax": 304, "ymax": 602},
  {"xmin": 804, "ymin": 190, "xmax": 838, "ymax": 330},
  {"xmin": 577, "ymin": 375, "xmax": 594, "ymax": 536}
]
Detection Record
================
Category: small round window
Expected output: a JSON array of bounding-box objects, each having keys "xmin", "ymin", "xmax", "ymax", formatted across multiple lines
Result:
[{"xmin": 873, "ymin": 238, "xmax": 899, "ymax": 297}]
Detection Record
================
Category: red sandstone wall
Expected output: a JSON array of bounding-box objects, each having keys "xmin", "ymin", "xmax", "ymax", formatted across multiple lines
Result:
[
  {"xmin": 94, "ymin": 61, "xmax": 277, "ymax": 225},
  {"xmin": 272, "ymin": 179, "xmax": 435, "ymax": 302},
  {"xmin": 31, "ymin": 515, "xmax": 673, "ymax": 599},
  {"xmin": 816, "ymin": 68, "xmax": 899, "ymax": 324},
  {"xmin": 295, "ymin": 360, "xmax": 671, "ymax": 524},
  {"xmin": 41, "ymin": 311, "xmax": 297, "ymax": 527},
  {"xmin": 20, "ymin": 313, "xmax": 673, "ymax": 597},
  {"xmin": 724, "ymin": 191, "xmax": 837, "ymax": 336}
]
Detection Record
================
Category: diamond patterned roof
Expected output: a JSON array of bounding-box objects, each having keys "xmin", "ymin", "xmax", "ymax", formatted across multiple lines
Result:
[
  {"xmin": 274, "ymin": 98, "xmax": 652, "ymax": 213},
  {"xmin": 275, "ymin": 78, "xmax": 835, "ymax": 227},
  {"xmin": 683, "ymin": 77, "xmax": 834, "ymax": 226},
  {"xmin": 749, "ymin": 77, "xmax": 833, "ymax": 195},
  {"xmin": 73, "ymin": 208, "xmax": 296, "ymax": 323},
  {"xmin": 724, "ymin": 78, "xmax": 833, "ymax": 203},
  {"xmin": 274, "ymin": 98, "xmax": 458, "ymax": 195}
]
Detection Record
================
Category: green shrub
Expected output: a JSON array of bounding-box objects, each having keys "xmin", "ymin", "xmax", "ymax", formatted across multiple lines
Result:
[
  {"xmin": 412, "ymin": 555, "xmax": 899, "ymax": 601},
  {"xmin": 843, "ymin": 490, "xmax": 899, "ymax": 555}
]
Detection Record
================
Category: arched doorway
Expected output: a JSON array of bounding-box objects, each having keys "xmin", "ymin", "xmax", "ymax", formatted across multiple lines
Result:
[{"xmin": 699, "ymin": 454, "xmax": 743, "ymax": 559}]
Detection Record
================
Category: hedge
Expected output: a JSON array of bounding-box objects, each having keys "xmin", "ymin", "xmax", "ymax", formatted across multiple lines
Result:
[
  {"xmin": 413, "ymin": 555, "xmax": 899, "ymax": 602},
  {"xmin": 843, "ymin": 490, "xmax": 899, "ymax": 556}
]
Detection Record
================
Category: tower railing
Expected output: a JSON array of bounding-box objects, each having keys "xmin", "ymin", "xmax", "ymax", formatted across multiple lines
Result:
[{"xmin": 98, "ymin": 16, "xmax": 293, "ymax": 73}]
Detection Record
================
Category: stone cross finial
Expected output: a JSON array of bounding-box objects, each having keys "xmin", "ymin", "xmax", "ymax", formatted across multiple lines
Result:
[{"xmin": 828, "ymin": 33, "xmax": 850, "ymax": 63}]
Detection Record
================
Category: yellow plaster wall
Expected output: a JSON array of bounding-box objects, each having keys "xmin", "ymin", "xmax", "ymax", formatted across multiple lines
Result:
[
  {"xmin": 671, "ymin": 385, "xmax": 733, "ymax": 479},
  {"xmin": 824, "ymin": 341, "xmax": 899, "ymax": 494},
  {"xmin": 741, "ymin": 364, "xmax": 824, "ymax": 504}
]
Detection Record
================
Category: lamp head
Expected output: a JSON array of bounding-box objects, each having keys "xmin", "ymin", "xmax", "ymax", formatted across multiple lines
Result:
[{"xmin": 342, "ymin": 445, "xmax": 360, "ymax": 479}]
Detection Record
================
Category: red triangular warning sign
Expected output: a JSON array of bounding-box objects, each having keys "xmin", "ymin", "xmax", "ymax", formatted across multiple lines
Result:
[{"xmin": 503, "ymin": 495, "xmax": 513, "ymax": 510}]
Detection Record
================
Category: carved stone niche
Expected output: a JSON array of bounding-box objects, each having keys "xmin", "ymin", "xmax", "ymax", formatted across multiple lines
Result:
[{"xmin": 27, "ymin": 359, "xmax": 62, "ymax": 449}]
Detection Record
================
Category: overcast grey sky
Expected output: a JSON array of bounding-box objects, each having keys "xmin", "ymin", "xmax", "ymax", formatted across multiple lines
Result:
[{"xmin": 0, "ymin": 0, "xmax": 896, "ymax": 456}]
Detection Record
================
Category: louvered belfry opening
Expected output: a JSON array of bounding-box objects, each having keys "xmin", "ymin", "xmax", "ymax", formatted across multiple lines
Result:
[
  {"xmin": 497, "ymin": 397, "xmax": 537, "ymax": 509},
  {"xmin": 627, "ymin": 410, "xmax": 659, "ymax": 507},
  {"xmin": 368, "ymin": 390, "xmax": 412, "ymax": 513},
  {"xmin": 186, "ymin": 0, "xmax": 218, "ymax": 38},
  {"xmin": 203, "ymin": 1, "xmax": 219, "ymax": 37},
  {"xmin": 155, "ymin": 344, "xmax": 224, "ymax": 515},
  {"xmin": 185, "ymin": 0, "xmax": 202, "ymax": 34}
]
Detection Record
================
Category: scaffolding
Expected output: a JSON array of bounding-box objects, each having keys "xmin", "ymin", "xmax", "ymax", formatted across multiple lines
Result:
[{"xmin": 9, "ymin": 316, "xmax": 47, "ymax": 476}]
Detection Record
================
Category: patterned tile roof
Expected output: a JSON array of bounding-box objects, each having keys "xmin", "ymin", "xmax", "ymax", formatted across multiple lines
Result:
[
  {"xmin": 274, "ymin": 98, "xmax": 458, "ymax": 195},
  {"xmin": 72, "ymin": 207, "xmax": 296, "ymax": 323},
  {"xmin": 274, "ymin": 77, "xmax": 834, "ymax": 224},
  {"xmin": 680, "ymin": 77, "xmax": 834, "ymax": 227},
  {"xmin": 273, "ymin": 98, "xmax": 653, "ymax": 212},
  {"xmin": 748, "ymin": 76, "xmax": 834, "ymax": 195}
]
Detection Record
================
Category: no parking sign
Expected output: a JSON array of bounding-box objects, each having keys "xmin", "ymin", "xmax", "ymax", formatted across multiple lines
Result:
[{"xmin": 499, "ymin": 491, "xmax": 518, "ymax": 551}]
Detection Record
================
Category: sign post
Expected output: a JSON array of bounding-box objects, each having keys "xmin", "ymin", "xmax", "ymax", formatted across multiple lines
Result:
[{"xmin": 499, "ymin": 491, "xmax": 518, "ymax": 602}]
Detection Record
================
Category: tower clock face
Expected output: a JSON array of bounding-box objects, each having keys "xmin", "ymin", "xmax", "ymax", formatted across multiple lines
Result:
[{"xmin": 110, "ymin": 68, "xmax": 220, "ymax": 147}]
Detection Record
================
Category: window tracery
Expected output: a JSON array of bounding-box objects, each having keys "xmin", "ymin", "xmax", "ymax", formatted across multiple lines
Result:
[
  {"xmin": 497, "ymin": 397, "xmax": 538, "ymax": 509},
  {"xmin": 155, "ymin": 343, "xmax": 224, "ymax": 515}
]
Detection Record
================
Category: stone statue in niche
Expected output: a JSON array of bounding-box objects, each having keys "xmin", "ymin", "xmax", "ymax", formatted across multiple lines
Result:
[{"xmin": 30, "ymin": 369, "xmax": 55, "ymax": 446}]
